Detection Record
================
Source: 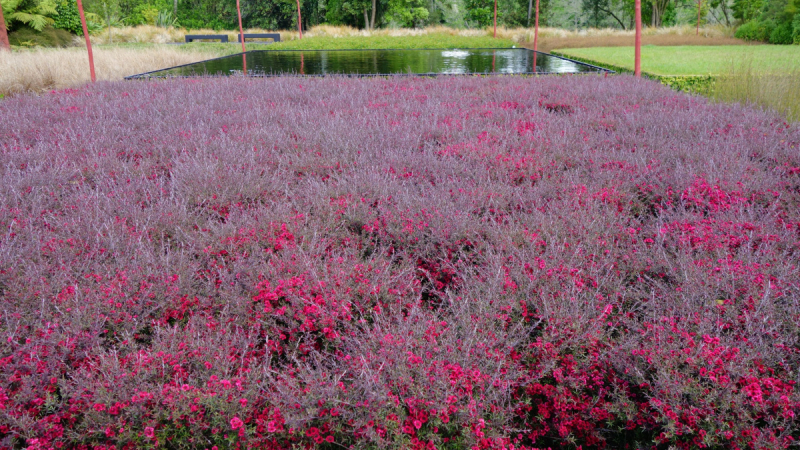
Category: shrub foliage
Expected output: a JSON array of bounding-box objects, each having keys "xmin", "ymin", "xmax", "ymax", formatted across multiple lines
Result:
[{"xmin": 0, "ymin": 75, "xmax": 798, "ymax": 449}]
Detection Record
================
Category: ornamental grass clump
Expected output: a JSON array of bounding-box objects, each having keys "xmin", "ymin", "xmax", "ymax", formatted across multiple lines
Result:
[{"xmin": 0, "ymin": 75, "xmax": 798, "ymax": 449}]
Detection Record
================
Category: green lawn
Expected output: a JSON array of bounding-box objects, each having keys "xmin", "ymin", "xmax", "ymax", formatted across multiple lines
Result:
[
  {"xmin": 175, "ymin": 33, "xmax": 515, "ymax": 55},
  {"xmin": 556, "ymin": 45, "xmax": 800, "ymax": 76}
]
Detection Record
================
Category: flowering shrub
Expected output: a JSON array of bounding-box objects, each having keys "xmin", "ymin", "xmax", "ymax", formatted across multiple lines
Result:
[{"xmin": 0, "ymin": 75, "xmax": 798, "ymax": 449}]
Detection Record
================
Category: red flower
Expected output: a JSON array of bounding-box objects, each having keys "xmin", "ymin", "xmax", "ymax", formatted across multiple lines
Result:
[{"xmin": 230, "ymin": 416, "xmax": 244, "ymax": 430}]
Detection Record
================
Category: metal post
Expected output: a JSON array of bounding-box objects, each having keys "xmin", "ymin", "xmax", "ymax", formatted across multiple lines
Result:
[
  {"xmin": 533, "ymin": 0, "xmax": 539, "ymax": 71},
  {"xmin": 77, "ymin": 0, "xmax": 96, "ymax": 82},
  {"xmin": 634, "ymin": 0, "xmax": 641, "ymax": 77},
  {"xmin": 295, "ymin": 0, "xmax": 303, "ymax": 39},
  {"xmin": 236, "ymin": 0, "xmax": 246, "ymax": 73},
  {"xmin": 0, "ymin": 3, "xmax": 10, "ymax": 51}
]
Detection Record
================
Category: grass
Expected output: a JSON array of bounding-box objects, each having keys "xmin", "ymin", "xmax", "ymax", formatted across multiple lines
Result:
[
  {"xmin": 711, "ymin": 60, "xmax": 800, "ymax": 122},
  {"xmin": 0, "ymin": 46, "xmax": 221, "ymax": 96},
  {"xmin": 554, "ymin": 45, "xmax": 800, "ymax": 121},
  {"xmin": 554, "ymin": 45, "xmax": 800, "ymax": 76},
  {"xmin": 533, "ymin": 33, "xmax": 750, "ymax": 53}
]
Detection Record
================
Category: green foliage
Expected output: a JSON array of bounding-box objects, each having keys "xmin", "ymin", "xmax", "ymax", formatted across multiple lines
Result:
[
  {"xmin": 464, "ymin": 0, "xmax": 491, "ymax": 26},
  {"xmin": 127, "ymin": 3, "xmax": 158, "ymax": 24},
  {"xmin": 734, "ymin": 19, "xmax": 774, "ymax": 40},
  {"xmin": 155, "ymin": 9, "xmax": 177, "ymax": 26},
  {"xmin": 770, "ymin": 19, "xmax": 793, "ymax": 42},
  {"xmin": 8, "ymin": 24, "xmax": 73, "ymax": 45},
  {"xmin": 427, "ymin": 0, "xmax": 466, "ymax": 26},
  {"xmin": 2, "ymin": 0, "xmax": 58, "ymax": 31},
  {"xmin": 794, "ymin": 11, "xmax": 800, "ymax": 42},
  {"xmin": 175, "ymin": 0, "xmax": 235, "ymax": 29},
  {"xmin": 52, "ymin": 0, "xmax": 81, "ymax": 33},
  {"xmin": 384, "ymin": 0, "xmax": 429, "ymax": 26},
  {"xmin": 733, "ymin": 0, "xmax": 763, "ymax": 21},
  {"xmin": 734, "ymin": 0, "xmax": 798, "ymax": 43},
  {"xmin": 655, "ymin": 74, "xmax": 715, "ymax": 93}
]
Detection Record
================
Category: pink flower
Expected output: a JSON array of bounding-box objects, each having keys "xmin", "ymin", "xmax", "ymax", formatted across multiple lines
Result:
[
  {"xmin": 144, "ymin": 426, "xmax": 155, "ymax": 438},
  {"xmin": 413, "ymin": 420, "xmax": 422, "ymax": 429},
  {"xmin": 230, "ymin": 416, "xmax": 244, "ymax": 430}
]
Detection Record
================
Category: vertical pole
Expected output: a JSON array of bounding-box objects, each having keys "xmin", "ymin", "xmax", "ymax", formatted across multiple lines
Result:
[
  {"xmin": 533, "ymin": 0, "xmax": 539, "ymax": 52},
  {"xmin": 0, "ymin": 2, "xmax": 10, "ymax": 52},
  {"xmin": 696, "ymin": 0, "xmax": 702, "ymax": 35},
  {"xmin": 533, "ymin": 0, "xmax": 539, "ymax": 71},
  {"xmin": 295, "ymin": 0, "xmax": 303, "ymax": 39},
  {"xmin": 493, "ymin": 0, "xmax": 497, "ymax": 38},
  {"xmin": 76, "ymin": 0, "xmax": 96, "ymax": 82},
  {"xmin": 634, "ymin": 0, "xmax": 641, "ymax": 77},
  {"xmin": 236, "ymin": 0, "xmax": 246, "ymax": 74}
]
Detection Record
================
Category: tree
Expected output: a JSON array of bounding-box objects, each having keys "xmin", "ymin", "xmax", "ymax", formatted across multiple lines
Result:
[
  {"xmin": 650, "ymin": 0, "xmax": 670, "ymax": 25},
  {"xmin": 426, "ymin": 0, "xmax": 464, "ymax": 26},
  {"xmin": 384, "ymin": 0, "xmax": 428, "ymax": 26},
  {"xmin": 732, "ymin": 0, "xmax": 761, "ymax": 20},
  {"xmin": 324, "ymin": 0, "xmax": 382, "ymax": 29},
  {"xmin": 582, "ymin": 0, "xmax": 628, "ymax": 27},
  {"xmin": 1, "ymin": 0, "xmax": 58, "ymax": 31}
]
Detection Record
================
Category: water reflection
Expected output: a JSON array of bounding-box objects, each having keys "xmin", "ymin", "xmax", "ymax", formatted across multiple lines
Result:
[{"xmin": 130, "ymin": 49, "xmax": 610, "ymax": 78}]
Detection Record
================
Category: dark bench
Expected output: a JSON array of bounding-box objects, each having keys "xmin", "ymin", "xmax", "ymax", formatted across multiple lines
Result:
[
  {"xmin": 238, "ymin": 33, "xmax": 281, "ymax": 43},
  {"xmin": 185, "ymin": 34, "xmax": 228, "ymax": 43}
]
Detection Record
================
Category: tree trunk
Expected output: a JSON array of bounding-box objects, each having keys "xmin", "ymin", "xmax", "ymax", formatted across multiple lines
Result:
[
  {"xmin": 599, "ymin": 5, "xmax": 627, "ymax": 29},
  {"xmin": 370, "ymin": 0, "xmax": 376, "ymax": 29},
  {"xmin": 0, "ymin": 2, "xmax": 10, "ymax": 52},
  {"xmin": 173, "ymin": 0, "xmax": 177, "ymax": 17},
  {"xmin": 493, "ymin": 0, "xmax": 497, "ymax": 37},
  {"xmin": 364, "ymin": 7, "xmax": 369, "ymax": 29},
  {"xmin": 527, "ymin": 0, "xmax": 532, "ymax": 27},
  {"xmin": 650, "ymin": 0, "xmax": 669, "ymax": 26},
  {"xmin": 696, "ymin": 0, "xmax": 701, "ymax": 35},
  {"xmin": 720, "ymin": 0, "xmax": 731, "ymax": 26}
]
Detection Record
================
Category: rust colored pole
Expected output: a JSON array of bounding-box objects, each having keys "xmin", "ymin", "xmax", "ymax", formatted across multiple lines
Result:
[
  {"xmin": 76, "ymin": 0, "xmax": 96, "ymax": 82},
  {"xmin": 493, "ymin": 0, "xmax": 497, "ymax": 38},
  {"xmin": 236, "ymin": 0, "xmax": 246, "ymax": 73},
  {"xmin": 295, "ymin": 0, "xmax": 303, "ymax": 39},
  {"xmin": 0, "ymin": 3, "xmax": 10, "ymax": 52},
  {"xmin": 634, "ymin": 0, "xmax": 641, "ymax": 77},
  {"xmin": 696, "ymin": 0, "xmax": 702, "ymax": 35}
]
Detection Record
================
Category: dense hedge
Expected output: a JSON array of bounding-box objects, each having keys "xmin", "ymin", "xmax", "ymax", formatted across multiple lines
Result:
[{"xmin": 1, "ymin": 75, "xmax": 798, "ymax": 450}]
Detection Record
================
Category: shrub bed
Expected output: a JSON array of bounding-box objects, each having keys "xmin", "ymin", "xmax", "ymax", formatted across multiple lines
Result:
[{"xmin": 0, "ymin": 75, "xmax": 798, "ymax": 449}]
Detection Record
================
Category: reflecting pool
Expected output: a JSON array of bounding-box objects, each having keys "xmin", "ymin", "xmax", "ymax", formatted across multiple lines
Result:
[{"xmin": 126, "ymin": 48, "xmax": 610, "ymax": 78}]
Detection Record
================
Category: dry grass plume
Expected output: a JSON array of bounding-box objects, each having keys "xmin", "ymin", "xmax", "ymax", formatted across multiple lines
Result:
[{"xmin": 0, "ymin": 46, "xmax": 218, "ymax": 96}]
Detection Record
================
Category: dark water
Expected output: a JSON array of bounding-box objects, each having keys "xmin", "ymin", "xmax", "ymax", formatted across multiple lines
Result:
[{"xmin": 128, "ymin": 48, "xmax": 609, "ymax": 78}]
